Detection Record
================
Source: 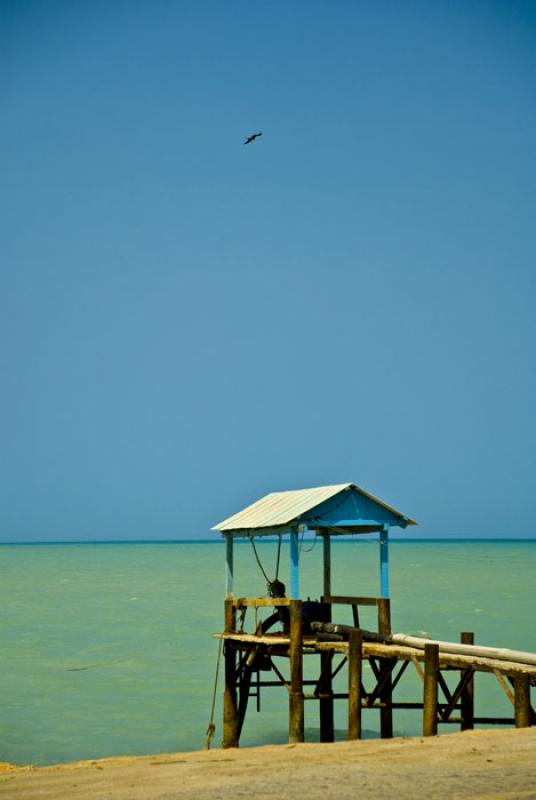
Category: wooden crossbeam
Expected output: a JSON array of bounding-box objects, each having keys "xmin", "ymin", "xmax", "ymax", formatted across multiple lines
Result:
[
  {"xmin": 411, "ymin": 655, "xmax": 425, "ymax": 682},
  {"xmin": 365, "ymin": 658, "xmax": 397, "ymax": 708},
  {"xmin": 437, "ymin": 672, "xmax": 452, "ymax": 703},
  {"xmin": 440, "ymin": 669, "xmax": 474, "ymax": 722},
  {"xmin": 495, "ymin": 670, "xmax": 515, "ymax": 706},
  {"xmin": 331, "ymin": 655, "xmax": 348, "ymax": 681},
  {"xmin": 391, "ymin": 659, "xmax": 409, "ymax": 693},
  {"xmin": 268, "ymin": 657, "xmax": 290, "ymax": 691},
  {"xmin": 233, "ymin": 598, "xmax": 292, "ymax": 608},
  {"xmin": 369, "ymin": 657, "xmax": 381, "ymax": 681},
  {"xmin": 323, "ymin": 595, "xmax": 380, "ymax": 607}
]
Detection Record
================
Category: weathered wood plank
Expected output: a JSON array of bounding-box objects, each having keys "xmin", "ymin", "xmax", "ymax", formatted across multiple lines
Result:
[
  {"xmin": 233, "ymin": 597, "xmax": 292, "ymax": 608},
  {"xmin": 323, "ymin": 595, "xmax": 380, "ymax": 607}
]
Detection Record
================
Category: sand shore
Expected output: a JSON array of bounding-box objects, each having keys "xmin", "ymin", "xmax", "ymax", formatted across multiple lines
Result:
[{"xmin": 1, "ymin": 728, "xmax": 535, "ymax": 800}]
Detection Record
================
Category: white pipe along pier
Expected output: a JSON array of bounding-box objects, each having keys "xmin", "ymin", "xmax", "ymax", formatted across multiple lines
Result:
[{"xmin": 391, "ymin": 634, "xmax": 536, "ymax": 668}]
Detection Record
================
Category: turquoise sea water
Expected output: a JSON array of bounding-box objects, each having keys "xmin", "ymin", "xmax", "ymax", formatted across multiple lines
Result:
[{"xmin": 1, "ymin": 540, "xmax": 534, "ymax": 766}]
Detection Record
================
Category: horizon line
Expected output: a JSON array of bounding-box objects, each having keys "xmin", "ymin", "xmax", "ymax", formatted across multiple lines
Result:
[{"xmin": 1, "ymin": 537, "xmax": 535, "ymax": 546}]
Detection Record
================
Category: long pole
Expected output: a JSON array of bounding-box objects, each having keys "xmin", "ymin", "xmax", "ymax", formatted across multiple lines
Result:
[
  {"xmin": 289, "ymin": 600, "xmax": 304, "ymax": 743},
  {"xmin": 379, "ymin": 527, "xmax": 389, "ymax": 598},
  {"xmin": 290, "ymin": 530, "xmax": 300, "ymax": 599},
  {"xmin": 320, "ymin": 532, "xmax": 334, "ymax": 741},
  {"xmin": 223, "ymin": 599, "xmax": 238, "ymax": 747}
]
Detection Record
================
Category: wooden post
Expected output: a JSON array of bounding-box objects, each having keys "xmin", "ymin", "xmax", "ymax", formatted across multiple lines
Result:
[
  {"xmin": 377, "ymin": 598, "xmax": 391, "ymax": 636},
  {"xmin": 289, "ymin": 599, "xmax": 304, "ymax": 744},
  {"xmin": 319, "ymin": 532, "xmax": 334, "ymax": 742},
  {"xmin": 223, "ymin": 599, "xmax": 238, "ymax": 748},
  {"xmin": 290, "ymin": 530, "xmax": 300, "ymax": 600},
  {"xmin": 379, "ymin": 527, "xmax": 389, "ymax": 598},
  {"xmin": 319, "ymin": 650, "xmax": 334, "ymax": 743},
  {"xmin": 224, "ymin": 598, "xmax": 235, "ymax": 634},
  {"xmin": 376, "ymin": 598, "xmax": 393, "ymax": 737},
  {"xmin": 423, "ymin": 643, "xmax": 439, "ymax": 736},
  {"xmin": 514, "ymin": 674, "xmax": 531, "ymax": 728},
  {"xmin": 379, "ymin": 663, "xmax": 393, "ymax": 739},
  {"xmin": 348, "ymin": 629, "xmax": 362, "ymax": 740},
  {"xmin": 322, "ymin": 532, "xmax": 331, "ymax": 597},
  {"xmin": 225, "ymin": 534, "xmax": 234, "ymax": 598},
  {"xmin": 460, "ymin": 632, "xmax": 474, "ymax": 730}
]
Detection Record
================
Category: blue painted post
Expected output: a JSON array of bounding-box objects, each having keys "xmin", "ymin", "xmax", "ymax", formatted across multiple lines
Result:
[
  {"xmin": 290, "ymin": 530, "xmax": 300, "ymax": 599},
  {"xmin": 379, "ymin": 527, "xmax": 389, "ymax": 598},
  {"xmin": 225, "ymin": 534, "xmax": 234, "ymax": 598}
]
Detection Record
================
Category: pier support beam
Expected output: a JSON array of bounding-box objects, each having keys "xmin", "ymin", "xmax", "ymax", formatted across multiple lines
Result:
[
  {"xmin": 377, "ymin": 597, "xmax": 393, "ymax": 738},
  {"xmin": 225, "ymin": 535, "xmax": 234, "ymax": 598},
  {"xmin": 348, "ymin": 629, "xmax": 363, "ymax": 740},
  {"xmin": 379, "ymin": 527, "xmax": 389, "ymax": 599},
  {"xmin": 319, "ymin": 651, "xmax": 334, "ymax": 743},
  {"xmin": 514, "ymin": 674, "xmax": 531, "ymax": 728},
  {"xmin": 322, "ymin": 531, "xmax": 331, "ymax": 597},
  {"xmin": 290, "ymin": 531, "xmax": 300, "ymax": 600},
  {"xmin": 289, "ymin": 600, "xmax": 304, "ymax": 744},
  {"xmin": 223, "ymin": 599, "xmax": 239, "ymax": 748},
  {"xmin": 460, "ymin": 632, "xmax": 475, "ymax": 730},
  {"xmin": 377, "ymin": 598, "xmax": 391, "ymax": 636},
  {"xmin": 423, "ymin": 643, "xmax": 439, "ymax": 736},
  {"xmin": 319, "ymin": 532, "xmax": 334, "ymax": 742}
]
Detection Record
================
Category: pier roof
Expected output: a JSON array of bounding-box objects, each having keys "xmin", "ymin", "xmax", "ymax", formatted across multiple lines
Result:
[{"xmin": 212, "ymin": 483, "xmax": 416, "ymax": 536}]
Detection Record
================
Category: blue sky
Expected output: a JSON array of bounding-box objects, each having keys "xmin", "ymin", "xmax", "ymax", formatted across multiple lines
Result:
[{"xmin": 2, "ymin": 0, "xmax": 535, "ymax": 541}]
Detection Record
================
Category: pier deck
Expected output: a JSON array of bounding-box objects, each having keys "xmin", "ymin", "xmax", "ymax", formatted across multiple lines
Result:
[{"xmin": 215, "ymin": 632, "xmax": 536, "ymax": 683}]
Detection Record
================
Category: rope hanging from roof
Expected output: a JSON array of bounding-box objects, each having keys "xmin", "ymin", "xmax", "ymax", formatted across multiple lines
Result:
[{"xmin": 248, "ymin": 533, "xmax": 283, "ymax": 597}]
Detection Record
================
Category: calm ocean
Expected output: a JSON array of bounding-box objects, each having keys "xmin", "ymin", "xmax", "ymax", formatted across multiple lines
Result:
[{"xmin": 1, "ymin": 540, "xmax": 534, "ymax": 766}]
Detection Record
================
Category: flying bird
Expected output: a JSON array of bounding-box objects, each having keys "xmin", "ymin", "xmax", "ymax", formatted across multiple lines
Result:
[{"xmin": 244, "ymin": 132, "xmax": 262, "ymax": 145}]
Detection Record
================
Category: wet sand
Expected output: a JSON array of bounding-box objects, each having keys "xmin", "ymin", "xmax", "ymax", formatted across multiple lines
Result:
[{"xmin": 1, "ymin": 728, "xmax": 535, "ymax": 800}]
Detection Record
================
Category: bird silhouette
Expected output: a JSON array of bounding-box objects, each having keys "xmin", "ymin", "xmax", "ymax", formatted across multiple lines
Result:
[{"xmin": 244, "ymin": 132, "xmax": 262, "ymax": 145}]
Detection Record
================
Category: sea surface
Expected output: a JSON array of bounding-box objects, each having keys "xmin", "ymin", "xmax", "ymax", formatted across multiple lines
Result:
[{"xmin": 1, "ymin": 540, "xmax": 534, "ymax": 766}]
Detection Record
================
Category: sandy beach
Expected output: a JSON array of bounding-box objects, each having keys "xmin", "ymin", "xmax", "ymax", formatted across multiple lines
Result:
[{"xmin": 1, "ymin": 728, "xmax": 535, "ymax": 800}]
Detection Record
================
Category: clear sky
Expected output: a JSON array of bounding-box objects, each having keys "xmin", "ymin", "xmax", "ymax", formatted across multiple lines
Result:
[{"xmin": 2, "ymin": 1, "xmax": 535, "ymax": 541}]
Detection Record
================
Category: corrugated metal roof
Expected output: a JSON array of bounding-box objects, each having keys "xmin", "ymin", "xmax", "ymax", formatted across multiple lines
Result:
[
  {"xmin": 212, "ymin": 483, "xmax": 416, "ymax": 532},
  {"xmin": 212, "ymin": 484, "xmax": 352, "ymax": 532}
]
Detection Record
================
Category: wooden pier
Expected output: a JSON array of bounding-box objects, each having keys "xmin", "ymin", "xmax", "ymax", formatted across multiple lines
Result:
[
  {"xmin": 210, "ymin": 483, "xmax": 535, "ymax": 748},
  {"xmin": 216, "ymin": 595, "xmax": 535, "ymax": 747}
]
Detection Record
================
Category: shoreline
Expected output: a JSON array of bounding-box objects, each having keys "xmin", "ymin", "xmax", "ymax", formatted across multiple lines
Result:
[{"xmin": 2, "ymin": 728, "xmax": 536, "ymax": 800}]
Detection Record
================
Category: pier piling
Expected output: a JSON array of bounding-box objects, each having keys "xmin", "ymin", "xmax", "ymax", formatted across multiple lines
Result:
[
  {"xmin": 223, "ymin": 599, "xmax": 239, "ymax": 748},
  {"xmin": 423, "ymin": 643, "xmax": 439, "ymax": 736},
  {"xmin": 514, "ymin": 674, "xmax": 531, "ymax": 728},
  {"xmin": 460, "ymin": 632, "xmax": 475, "ymax": 730},
  {"xmin": 289, "ymin": 600, "xmax": 304, "ymax": 744},
  {"xmin": 348, "ymin": 628, "xmax": 363, "ymax": 740},
  {"xmin": 377, "ymin": 599, "xmax": 393, "ymax": 737}
]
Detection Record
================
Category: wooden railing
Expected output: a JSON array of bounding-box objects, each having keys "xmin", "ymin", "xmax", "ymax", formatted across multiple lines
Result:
[
  {"xmin": 322, "ymin": 595, "xmax": 391, "ymax": 635},
  {"xmin": 224, "ymin": 595, "xmax": 391, "ymax": 636}
]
